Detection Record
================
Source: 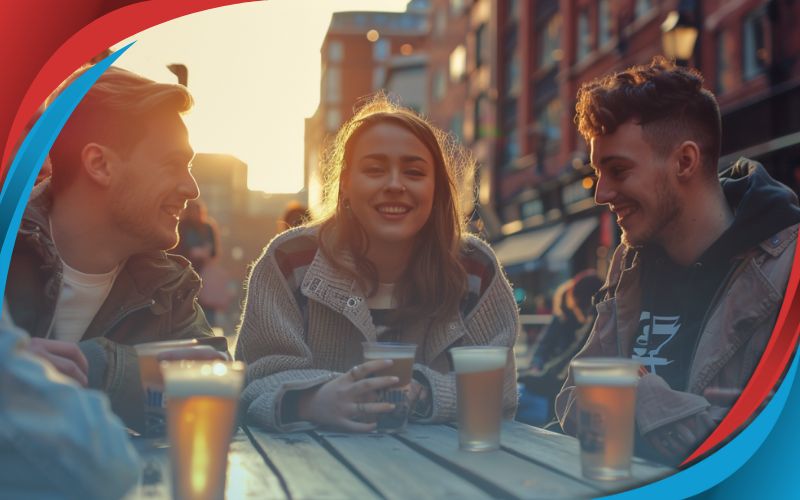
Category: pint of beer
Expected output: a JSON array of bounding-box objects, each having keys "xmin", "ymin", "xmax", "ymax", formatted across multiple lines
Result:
[
  {"xmin": 362, "ymin": 342, "xmax": 417, "ymax": 433},
  {"xmin": 135, "ymin": 339, "xmax": 200, "ymax": 437},
  {"xmin": 450, "ymin": 346, "xmax": 509, "ymax": 451},
  {"xmin": 161, "ymin": 360, "xmax": 245, "ymax": 500},
  {"xmin": 571, "ymin": 358, "xmax": 640, "ymax": 481}
]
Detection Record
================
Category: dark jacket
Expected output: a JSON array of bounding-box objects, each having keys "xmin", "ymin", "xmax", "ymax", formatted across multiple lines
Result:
[{"xmin": 6, "ymin": 181, "xmax": 215, "ymax": 431}]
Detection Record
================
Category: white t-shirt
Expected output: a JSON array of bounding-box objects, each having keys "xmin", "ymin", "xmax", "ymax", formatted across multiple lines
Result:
[{"xmin": 50, "ymin": 218, "xmax": 121, "ymax": 342}]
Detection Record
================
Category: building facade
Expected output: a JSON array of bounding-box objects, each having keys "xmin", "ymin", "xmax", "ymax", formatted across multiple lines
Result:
[{"xmin": 302, "ymin": 0, "xmax": 800, "ymax": 311}]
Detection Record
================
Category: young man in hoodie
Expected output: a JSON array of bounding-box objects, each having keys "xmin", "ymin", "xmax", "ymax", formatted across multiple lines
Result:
[
  {"xmin": 555, "ymin": 57, "xmax": 800, "ymax": 464},
  {"xmin": 5, "ymin": 65, "xmax": 219, "ymax": 432}
]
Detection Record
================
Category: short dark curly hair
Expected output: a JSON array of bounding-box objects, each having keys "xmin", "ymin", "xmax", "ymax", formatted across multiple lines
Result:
[{"xmin": 575, "ymin": 56, "xmax": 721, "ymax": 178}]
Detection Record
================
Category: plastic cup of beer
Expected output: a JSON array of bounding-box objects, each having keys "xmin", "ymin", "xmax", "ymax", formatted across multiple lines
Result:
[
  {"xmin": 135, "ymin": 339, "xmax": 202, "ymax": 437},
  {"xmin": 450, "ymin": 346, "xmax": 509, "ymax": 452},
  {"xmin": 361, "ymin": 342, "xmax": 417, "ymax": 433},
  {"xmin": 571, "ymin": 358, "xmax": 640, "ymax": 481},
  {"xmin": 161, "ymin": 360, "xmax": 245, "ymax": 500}
]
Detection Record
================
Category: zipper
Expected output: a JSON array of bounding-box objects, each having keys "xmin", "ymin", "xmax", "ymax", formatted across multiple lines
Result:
[{"xmin": 99, "ymin": 300, "xmax": 156, "ymax": 337}]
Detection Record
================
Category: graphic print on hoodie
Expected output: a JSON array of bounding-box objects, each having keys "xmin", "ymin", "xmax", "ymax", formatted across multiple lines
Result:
[{"xmin": 631, "ymin": 159, "xmax": 800, "ymax": 391}]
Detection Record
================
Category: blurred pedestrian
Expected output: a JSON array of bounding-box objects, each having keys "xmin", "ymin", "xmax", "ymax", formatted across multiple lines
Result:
[
  {"xmin": 276, "ymin": 201, "xmax": 310, "ymax": 233},
  {"xmin": 518, "ymin": 270, "xmax": 602, "ymax": 424},
  {"xmin": 174, "ymin": 200, "xmax": 232, "ymax": 327},
  {"xmin": 175, "ymin": 199, "xmax": 218, "ymax": 273}
]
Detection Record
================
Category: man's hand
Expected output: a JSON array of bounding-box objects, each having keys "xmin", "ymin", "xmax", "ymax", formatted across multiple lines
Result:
[
  {"xmin": 27, "ymin": 338, "xmax": 89, "ymax": 387},
  {"xmin": 645, "ymin": 411, "xmax": 715, "ymax": 463}
]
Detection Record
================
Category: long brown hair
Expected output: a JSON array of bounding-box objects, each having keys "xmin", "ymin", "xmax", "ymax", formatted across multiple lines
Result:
[{"xmin": 313, "ymin": 95, "xmax": 475, "ymax": 326}]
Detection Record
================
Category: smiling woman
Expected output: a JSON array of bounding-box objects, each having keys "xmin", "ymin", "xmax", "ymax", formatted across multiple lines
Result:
[{"xmin": 235, "ymin": 95, "xmax": 521, "ymax": 433}]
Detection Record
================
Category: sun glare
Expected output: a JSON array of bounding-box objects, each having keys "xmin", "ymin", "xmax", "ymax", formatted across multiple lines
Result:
[{"xmin": 111, "ymin": 0, "xmax": 410, "ymax": 194}]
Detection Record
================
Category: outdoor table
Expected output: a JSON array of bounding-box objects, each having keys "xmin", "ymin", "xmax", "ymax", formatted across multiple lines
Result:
[{"xmin": 126, "ymin": 421, "xmax": 672, "ymax": 499}]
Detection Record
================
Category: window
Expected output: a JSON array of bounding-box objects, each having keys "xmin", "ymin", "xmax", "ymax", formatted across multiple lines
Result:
[
  {"xmin": 505, "ymin": 54, "xmax": 520, "ymax": 94},
  {"xmin": 598, "ymin": 0, "xmax": 612, "ymax": 47},
  {"xmin": 535, "ymin": 98, "xmax": 562, "ymax": 157},
  {"xmin": 450, "ymin": 112, "xmax": 464, "ymax": 141},
  {"xmin": 373, "ymin": 67, "xmax": 386, "ymax": 89},
  {"xmin": 373, "ymin": 39, "xmax": 390, "ymax": 61},
  {"xmin": 715, "ymin": 30, "xmax": 735, "ymax": 94},
  {"xmin": 434, "ymin": 9, "xmax": 447, "ymax": 39},
  {"xmin": 742, "ymin": 9, "xmax": 770, "ymax": 81},
  {"xmin": 449, "ymin": 45, "xmax": 467, "ymax": 81},
  {"xmin": 501, "ymin": 98, "xmax": 518, "ymax": 167},
  {"xmin": 539, "ymin": 13, "xmax": 562, "ymax": 69},
  {"xmin": 327, "ymin": 41, "xmax": 343, "ymax": 62},
  {"xmin": 576, "ymin": 10, "xmax": 591, "ymax": 62},
  {"xmin": 508, "ymin": 0, "xmax": 520, "ymax": 21},
  {"xmin": 433, "ymin": 69, "xmax": 446, "ymax": 101},
  {"xmin": 635, "ymin": 0, "xmax": 653, "ymax": 19},
  {"xmin": 326, "ymin": 108, "xmax": 341, "ymax": 132},
  {"xmin": 475, "ymin": 94, "xmax": 493, "ymax": 139},
  {"xmin": 476, "ymin": 24, "xmax": 489, "ymax": 68},
  {"xmin": 521, "ymin": 199, "xmax": 543, "ymax": 219},
  {"xmin": 325, "ymin": 67, "xmax": 340, "ymax": 103},
  {"xmin": 450, "ymin": 0, "xmax": 464, "ymax": 15}
]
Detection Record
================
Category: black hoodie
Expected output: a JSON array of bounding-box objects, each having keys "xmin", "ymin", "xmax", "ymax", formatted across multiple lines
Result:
[{"xmin": 633, "ymin": 158, "xmax": 800, "ymax": 391}]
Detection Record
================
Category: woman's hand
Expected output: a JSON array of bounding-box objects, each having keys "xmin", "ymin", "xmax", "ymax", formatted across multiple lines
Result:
[{"xmin": 297, "ymin": 359, "xmax": 398, "ymax": 432}]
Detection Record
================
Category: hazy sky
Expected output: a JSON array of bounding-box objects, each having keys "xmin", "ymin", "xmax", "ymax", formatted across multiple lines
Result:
[{"xmin": 112, "ymin": 0, "xmax": 410, "ymax": 193}]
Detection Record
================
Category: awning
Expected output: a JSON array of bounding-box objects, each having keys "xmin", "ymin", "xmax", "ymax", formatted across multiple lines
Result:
[
  {"xmin": 492, "ymin": 224, "xmax": 564, "ymax": 270},
  {"xmin": 545, "ymin": 217, "xmax": 599, "ymax": 269}
]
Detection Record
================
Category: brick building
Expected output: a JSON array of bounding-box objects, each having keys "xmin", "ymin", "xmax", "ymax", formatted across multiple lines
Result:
[{"xmin": 304, "ymin": 1, "xmax": 430, "ymax": 211}]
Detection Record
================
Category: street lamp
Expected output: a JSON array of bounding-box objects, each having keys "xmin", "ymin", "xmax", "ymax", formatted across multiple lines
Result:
[{"xmin": 661, "ymin": 9, "xmax": 698, "ymax": 65}]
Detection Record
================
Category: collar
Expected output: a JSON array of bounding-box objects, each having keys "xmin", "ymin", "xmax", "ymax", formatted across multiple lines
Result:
[{"xmin": 299, "ymin": 242, "xmax": 466, "ymax": 361}]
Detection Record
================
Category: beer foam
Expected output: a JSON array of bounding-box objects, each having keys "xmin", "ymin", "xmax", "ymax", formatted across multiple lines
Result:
[
  {"xmin": 162, "ymin": 362, "xmax": 244, "ymax": 398},
  {"xmin": 573, "ymin": 372, "xmax": 639, "ymax": 387},
  {"xmin": 450, "ymin": 347, "xmax": 508, "ymax": 374},
  {"xmin": 363, "ymin": 349, "xmax": 416, "ymax": 359}
]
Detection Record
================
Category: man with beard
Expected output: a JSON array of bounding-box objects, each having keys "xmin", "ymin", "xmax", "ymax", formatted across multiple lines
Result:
[
  {"xmin": 555, "ymin": 57, "xmax": 800, "ymax": 464},
  {"xmin": 5, "ymin": 66, "xmax": 218, "ymax": 431}
]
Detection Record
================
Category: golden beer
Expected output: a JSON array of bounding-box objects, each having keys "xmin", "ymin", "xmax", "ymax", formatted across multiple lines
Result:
[
  {"xmin": 571, "ymin": 358, "xmax": 640, "ymax": 481},
  {"xmin": 362, "ymin": 342, "xmax": 417, "ymax": 432},
  {"xmin": 450, "ymin": 346, "xmax": 509, "ymax": 451},
  {"xmin": 161, "ymin": 361, "xmax": 245, "ymax": 500}
]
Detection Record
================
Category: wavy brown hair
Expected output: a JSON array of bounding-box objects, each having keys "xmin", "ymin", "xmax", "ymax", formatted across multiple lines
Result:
[
  {"xmin": 575, "ymin": 56, "xmax": 721, "ymax": 179},
  {"xmin": 312, "ymin": 95, "xmax": 475, "ymax": 327}
]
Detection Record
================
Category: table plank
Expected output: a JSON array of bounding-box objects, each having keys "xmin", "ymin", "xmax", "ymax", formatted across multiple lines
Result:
[
  {"xmin": 317, "ymin": 430, "xmax": 494, "ymax": 499},
  {"xmin": 500, "ymin": 421, "xmax": 674, "ymax": 494},
  {"xmin": 396, "ymin": 425, "xmax": 599, "ymax": 499},
  {"xmin": 226, "ymin": 431, "xmax": 288, "ymax": 499},
  {"xmin": 125, "ymin": 430, "xmax": 284, "ymax": 499},
  {"xmin": 247, "ymin": 428, "xmax": 380, "ymax": 499}
]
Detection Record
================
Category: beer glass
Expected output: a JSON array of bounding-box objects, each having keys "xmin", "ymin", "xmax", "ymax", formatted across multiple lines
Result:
[
  {"xmin": 161, "ymin": 360, "xmax": 245, "ymax": 500},
  {"xmin": 571, "ymin": 358, "xmax": 640, "ymax": 481},
  {"xmin": 361, "ymin": 342, "xmax": 417, "ymax": 433},
  {"xmin": 450, "ymin": 346, "xmax": 509, "ymax": 451},
  {"xmin": 135, "ymin": 339, "xmax": 201, "ymax": 437}
]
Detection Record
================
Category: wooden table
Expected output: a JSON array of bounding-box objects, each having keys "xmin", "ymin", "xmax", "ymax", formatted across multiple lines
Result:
[{"xmin": 127, "ymin": 421, "xmax": 672, "ymax": 499}]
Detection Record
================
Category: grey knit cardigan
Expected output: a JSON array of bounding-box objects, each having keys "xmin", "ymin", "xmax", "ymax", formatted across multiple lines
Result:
[{"xmin": 235, "ymin": 226, "xmax": 520, "ymax": 432}]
